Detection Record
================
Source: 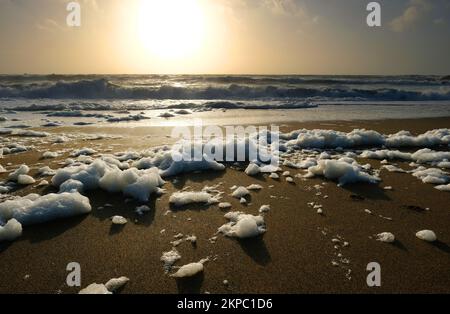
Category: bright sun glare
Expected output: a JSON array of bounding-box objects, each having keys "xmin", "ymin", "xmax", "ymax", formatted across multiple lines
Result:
[{"xmin": 138, "ymin": 0, "xmax": 205, "ymax": 59}]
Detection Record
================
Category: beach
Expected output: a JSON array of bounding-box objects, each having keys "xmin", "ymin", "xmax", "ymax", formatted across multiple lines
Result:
[
  {"xmin": 2, "ymin": 0, "xmax": 450, "ymax": 299},
  {"xmin": 1, "ymin": 116, "xmax": 450, "ymax": 294}
]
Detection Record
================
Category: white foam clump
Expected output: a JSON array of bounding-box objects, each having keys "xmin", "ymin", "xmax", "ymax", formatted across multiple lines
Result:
[
  {"xmin": 247, "ymin": 184, "xmax": 263, "ymax": 191},
  {"xmin": 53, "ymin": 135, "xmax": 69, "ymax": 143},
  {"xmin": 436, "ymin": 161, "xmax": 450, "ymax": 169},
  {"xmin": 306, "ymin": 159, "xmax": 380, "ymax": 186},
  {"xmin": 385, "ymin": 129, "xmax": 450, "ymax": 147},
  {"xmin": 360, "ymin": 149, "xmax": 412, "ymax": 161},
  {"xmin": 104, "ymin": 277, "xmax": 130, "ymax": 292},
  {"xmin": 245, "ymin": 163, "xmax": 260, "ymax": 176},
  {"xmin": 38, "ymin": 166, "xmax": 56, "ymax": 176},
  {"xmin": 382, "ymin": 165, "xmax": 406, "ymax": 173},
  {"xmin": 1, "ymin": 144, "xmax": 29, "ymax": 155},
  {"xmin": 17, "ymin": 174, "xmax": 35, "ymax": 185},
  {"xmin": 121, "ymin": 170, "xmax": 165, "ymax": 202},
  {"xmin": 14, "ymin": 129, "xmax": 49, "ymax": 137},
  {"xmin": 361, "ymin": 148, "xmax": 450, "ymax": 166},
  {"xmin": 435, "ymin": 184, "xmax": 450, "ymax": 192},
  {"xmin": 376, "ymin": 232, "xmax": 395, "ymax": 243},
  {"xmin": 269, "ymin": 173, "xmax": 279, "ymax": 179},
  {"xmin": 186, "ymin": 235, "xmax": 197, "ymax": 243},
  {"xmin": 412, "ymin": 167, "xmax": 449, "ymax": 185},
  {"xmin": 218, "ymin": 202, "xmax": 232, "ymax": 210},
  {"xmin": 169, "ymin": 191, "xmax": 219, "ymax": 207},
  {"xmin": 52, "ymin": 160, "xmax": 165, "ymax": 202},
  {"xmin": 284, "ymin": 129, "xmax": 385, "ymax": 149},
  {"xmin": 8, "ymin": 164, "xmax": 30, "ymax": 181},
  {"xmin": 218, "ymin": 211, "xmax": 266, "ymax": 238},
  {"xmin": 59, "ymin": 179, "xmax": 84, "ymax": 193},
  {"xmin": 37, "ymin": 180, "xmax": 49, "ymax": 187},
  {"xmin": 79, "ymin": 283, "xmax": 111, "ymax": 294},
  {"xmin": 71, "ymin": 147, "xmax": 97, "ymax": 157},
  {"xmin": 0, "ymin": 218, "xmax": 22, "ymax": 242},
  {"xmin": 111, "ymin": 216, "xmax": 127, "ymax": 225},
  {"xmin": 259, "ymin": 205, "xmax": 271, "ymax": 213},
  {"xmin": 411, "ymin": 149, "xmax": 450, "ymax": 164},
  {"xmin": 231, "ymin": 186, "xmax": 250, "ymax": 199},
  {"xmin": 282, "ymin": 128, "xmax": 450, "ymax": 150},
  {"xmin": 416, "ymin": 230, "xmax": 437, "ymax": 242},
  {"xmin": 0, "ymin": 192, "xmax": 91, "ymax": 226},
  {"xmin": 79, "ymin": 277, "xmax": 129, "ymax": 294},
  {"xmin": 170, "ymin": 259, "xmax": 208, "ymax": 278},
  {"xmin": 161, "ymin": 248, "xmax": 181, "ymax": 272},
  {"xmin": 43, "ymin": 151, "xmax": 59, "ymax": 159},
  {"xmin": 133, "ymin": 144, "xmax": 225, "ymax": 178}
]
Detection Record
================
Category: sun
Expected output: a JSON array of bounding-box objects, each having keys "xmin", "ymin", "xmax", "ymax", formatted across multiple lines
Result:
[{"xmin": 138, "ymin": 0, "xmax": 206, "ymax": 59}]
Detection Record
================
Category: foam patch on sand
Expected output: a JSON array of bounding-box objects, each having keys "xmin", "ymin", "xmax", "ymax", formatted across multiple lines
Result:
[
  {"xmin": 305, "ymin": 159, "xmax": 380, "ymax": 186},
  {"xmin": 360, "ymin": 149, "xmax": 412, "ymax": 161},
  {"xmin": 435, "ymin": 184, "xmax": 450, "ymax": 191},
  {"xmin": 59, "ymin": 179, "xmax": 84, "ymax": 193},
  {"xmin": 382, "ymin": 165, "xmax": 407, "ymax": 173},
  {"xmin": 169, "ymin": 191, "xmax": 220, "ymax": 207},
  {"xmin": 133, "ymin": 147, "xmax": 226, "ymax": 178},
  {"xmin": 8, "ymin": 164, "xmax": 30, "ymax": 181},
  {"xmin": 218, "ymin": 202, "xmax": 232, "ymax": 210},
  {"xmin": 245, "ymin": 163, "xmax": 261, "ymax": 176},
  {"xmin": 412, "ymin": 167, "xmax": 450, "ymax": 185},
  {"xmin": 170, "ymin": 259, "xmax": 208, "ymax": 278},
  {"xmin": 385, "ymin": 129, "xmax": 450, "ymax": 147},
  {"xmin": 218, "ymin": 212, "xmax": 266, "ymax": 238},
  {"xmin": 43, "ymin": 151, "xmax": 59, "ymax": 159},
  {"xmin": 282, "ymin": 129, "xmax": 385, "ymax": 149},
  {"xmin": 0, "ymin": 192, "xmax": 91, "ymax": 226},
  {"xmin": 1, "ymin": 144, "xmax": 29, "ymax": 155},
  {"xmin": 281, "ymin": 128, "xmax": 450, "ymax": 151},
  {"xmin": 71, "ymin": 147, "xmax": 97, "ymax": 157},
  {"xmin": 376, "ymin": 232, "xmax": 395, "ymax": 243},
  {"xmin": 38, "ymin": 166, "xmax": 56, "ymax": 176},
  {"xmin": 0, "ymin": 218, "xmax": 22, "ymax": 242},
  {"xmin": 79, "ymin": 276, "xmax": 129, "ymax": 294},
  {"xmin": 52, "ymin": 160, "xmax": 165, "ymax": 202},
  {"xmin": 161, "ymin": 248, "xmax": 181, "ymax": 272},
  {"xmin": 111, "ymin": 216, "xmax": 127, "ymax": 225},
  {"xmin": 17, "ymin": 175, "xmax": 35, "ymax": 185},
  {"xmin": 416, "ymin": 230, "xmax": 437, "ymax": 242},
  {"xmin": 231, "ymin": 186, "xmax": 250, "ymax": 199},
  {"xmin": 13, "ymin": 129, "xmax": 49, "ymax": 137}
]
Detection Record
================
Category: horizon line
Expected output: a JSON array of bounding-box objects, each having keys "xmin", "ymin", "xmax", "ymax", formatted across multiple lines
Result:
[{"xmin": 0, "ymin": 73, "xmax": 448, "ymax": 77}]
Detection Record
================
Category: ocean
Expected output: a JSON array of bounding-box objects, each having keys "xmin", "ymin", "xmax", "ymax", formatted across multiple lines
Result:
[{"xmin": 1, "ymin": 74, "xmax": 450, "ymax": 127}]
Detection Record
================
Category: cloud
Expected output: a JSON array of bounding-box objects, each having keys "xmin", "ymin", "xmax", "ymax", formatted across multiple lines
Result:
[{"xmin": 390, "ymin": 0, "xmax": 432, "ymax": 32}]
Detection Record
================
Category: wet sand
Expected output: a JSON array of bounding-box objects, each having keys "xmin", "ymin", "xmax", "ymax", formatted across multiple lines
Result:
[{"xmin": 1, "ymin": 117, "xmax": 450, "ymax": 294}]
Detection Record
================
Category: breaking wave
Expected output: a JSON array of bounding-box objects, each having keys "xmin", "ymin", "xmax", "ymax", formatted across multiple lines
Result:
[{"xmin": 1, "ymin": 77, "xmax": 450, "ymax": 101}]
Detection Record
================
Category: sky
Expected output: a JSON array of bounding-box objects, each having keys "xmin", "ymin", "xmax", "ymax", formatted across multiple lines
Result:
[{"xmin": 0, "ymin": 0, "xmax": 449, "ymax": 75}]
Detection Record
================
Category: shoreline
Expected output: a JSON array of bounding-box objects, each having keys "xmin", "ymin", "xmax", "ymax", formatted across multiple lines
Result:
[{"xmin": 3, "ymin": 102, "xmax": 450, "ymax": 129}]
